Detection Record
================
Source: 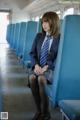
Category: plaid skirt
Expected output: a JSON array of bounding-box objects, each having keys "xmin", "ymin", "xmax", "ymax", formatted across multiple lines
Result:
[{"xmin": 29, "ymin": 69, "xmax": 54, "ymax": 84}]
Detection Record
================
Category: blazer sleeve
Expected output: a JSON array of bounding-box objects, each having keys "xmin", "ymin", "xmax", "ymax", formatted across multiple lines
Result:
[{"xmin": 29, "ymin": 33, "xmax": 41, "ymax": 69}]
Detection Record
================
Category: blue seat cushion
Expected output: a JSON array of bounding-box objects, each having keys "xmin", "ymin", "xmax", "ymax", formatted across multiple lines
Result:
[{"xmin": 59, "ymin": 100, "xmax": 80, "ymax": 120}]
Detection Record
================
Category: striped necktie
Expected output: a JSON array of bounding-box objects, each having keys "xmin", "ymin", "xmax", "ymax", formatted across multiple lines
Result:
[{"xmin": 40, "ymin": 35, "xmax": 51, "ymax": 67}]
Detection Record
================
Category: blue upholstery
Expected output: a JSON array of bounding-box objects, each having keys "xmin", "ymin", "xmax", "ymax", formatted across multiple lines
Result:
[
  {"xmin": 37, "ymin": 18, "xmax": 42, "ymax": 32},
  {"xmin": 16, "ymin": 22, "xmax": 27, "ymax": 57},
  {"xmin": 13, "ymin": 23, "xmax": 21, "ymax": 51},
  {"xmin": 59, "ymin": 100, "xmax": 80, "ymax": 120},
  {"xmin": 45, "ymin": 15, "xmax": 80, "ymax": 106},
  {"xmin": 22, "ymin": 21, "xmax": 37, "ymax": 66},
  {"xmin": 10, "ymin": 24, "xmax": 15, "ymax": 49},
  {"xmin": 11, "ymin": 23, "xmax": 16, "ymax": 49}
]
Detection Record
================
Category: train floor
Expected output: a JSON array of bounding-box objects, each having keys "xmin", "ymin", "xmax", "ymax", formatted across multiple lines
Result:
[{"xmin": 0, "ymin": 43, "xmax": 62, "ymax": 120}]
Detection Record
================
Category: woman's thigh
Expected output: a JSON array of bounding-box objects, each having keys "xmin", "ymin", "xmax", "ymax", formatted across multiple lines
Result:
[{"xmin": 29, "ymin": 69, "xmax": 53, "ymax": 84}]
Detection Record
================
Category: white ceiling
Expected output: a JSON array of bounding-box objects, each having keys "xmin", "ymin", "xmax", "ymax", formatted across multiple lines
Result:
[
  {"xmin": 23, "ymin": 0, "xmax": 80, "ymax": 17},
  {"xmin": 0, "ymin": 0, "xmax": 79, "ymax": 17},
  {"xmin": 0, "ymin": 0, "xmax": 34, "ymax": 10},
  {"xmin": 0, "ymin": 0, "xmax": 79, "ymax": 10}
]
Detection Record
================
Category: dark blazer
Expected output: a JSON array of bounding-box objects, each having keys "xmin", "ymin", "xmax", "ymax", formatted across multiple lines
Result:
[{"xmin": 30, "ymin": 33, "xmax": 60, "ymax": 70}]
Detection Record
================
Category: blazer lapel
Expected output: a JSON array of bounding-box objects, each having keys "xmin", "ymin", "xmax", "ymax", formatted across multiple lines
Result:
[{"xmin": 50, "ymin": 37, "xmax": 58, "ymax": 51}]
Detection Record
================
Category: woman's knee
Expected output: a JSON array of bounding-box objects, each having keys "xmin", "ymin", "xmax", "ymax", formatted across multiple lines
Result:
[
  {"xmin": 29, "ymin": 74, "xmax": 36, "ymax": 84},
  {"xmin": 38, "ymin": 75, "xmax": 47, "ymax": 85}
]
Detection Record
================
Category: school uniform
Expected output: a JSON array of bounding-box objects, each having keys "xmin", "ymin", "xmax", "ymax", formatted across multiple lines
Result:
[
  {"xmin": 30, "ymin": 32, "xmax": 60, "ymax": 83},
  {"xmin": 29, "ymin": 32, "xmax": 60, "ymax": 120}
]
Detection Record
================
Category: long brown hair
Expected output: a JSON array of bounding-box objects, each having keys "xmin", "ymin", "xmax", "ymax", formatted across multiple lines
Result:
[{"xmin": 42, "ymin": 11, "xmax": 60, "ymax": 38}]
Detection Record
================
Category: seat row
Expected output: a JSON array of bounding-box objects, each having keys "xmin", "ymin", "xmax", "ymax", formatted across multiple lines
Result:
[
  {"xmin": 6, "ymin": 20, "xmax": 42, "ymax": 67},
  {"xmin": 6, "ymin": 16, "xmax": 80, "ymax": 120},
  {"xmin": 45, "ymin": 15, "xmax": 80, "ymax": 120}
]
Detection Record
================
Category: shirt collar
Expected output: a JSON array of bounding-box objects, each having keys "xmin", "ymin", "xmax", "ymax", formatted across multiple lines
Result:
[
  {"xmin": 46, "ymin": 32, "xmax": 50, "ymax": 36},
  {"xmin": 46, "ymin": 32, "xmax": 53, "ymax": 39}
]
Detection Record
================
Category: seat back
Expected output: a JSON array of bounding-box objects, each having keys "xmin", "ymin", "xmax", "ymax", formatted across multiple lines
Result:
[
  {"xmin": 16, "ymin": 22, "xmax": 27, "ymax": 57},
  {"xmin": 22, "ymin": 21, "xmax": 37, "ymax": 64},
  {"xmin": 37, "ymin": 18, "xmax": 42, "ymax": 32},
  {"xmin": 10, "ymin": 24, "xmax": 15, "ymax": 48},
  {"xmin": 51, "ymin": 15, "xmax": 80, "ymax": 106}
]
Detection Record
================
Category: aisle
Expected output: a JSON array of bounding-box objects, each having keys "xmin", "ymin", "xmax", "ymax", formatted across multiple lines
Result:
[
  {"xmin": 0, "ymin": 44, "xmax": 61, "ymax": 120},
  {"xmin": 0, "ymin": 44, "xmax": 36, "ymax": 120}
]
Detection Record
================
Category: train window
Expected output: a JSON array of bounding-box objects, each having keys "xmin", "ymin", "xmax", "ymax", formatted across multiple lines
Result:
[{"xmin": 63, "ymin": 7, "xmax": 74, "ymax": 18}]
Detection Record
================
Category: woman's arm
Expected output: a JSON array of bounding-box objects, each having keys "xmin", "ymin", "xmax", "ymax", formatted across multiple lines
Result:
[{"xmin": 30, "ymin": 33, "xmax": 41, "ymax": 69}]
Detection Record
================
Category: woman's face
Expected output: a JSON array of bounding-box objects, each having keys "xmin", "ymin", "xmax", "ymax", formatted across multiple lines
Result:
[{"xmin": 42, "ymin": 21, "xmax": 50, "ymax": 33}]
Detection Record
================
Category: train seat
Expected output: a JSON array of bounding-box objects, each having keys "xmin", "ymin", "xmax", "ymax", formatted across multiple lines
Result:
[
  {"xmin": 59, "ymin": 100, "xmax": 80, "ymax": 120},
  {"xmin": 16, "ymin": 22, "xmax": 27, "ymax": 57},
  {"xmin": 45, "ymin": 15, "xmax": 80, "ymax": 106},
  {"xmin": 22, "ymin": 21, "xmax": 37, "ymax": 66}
]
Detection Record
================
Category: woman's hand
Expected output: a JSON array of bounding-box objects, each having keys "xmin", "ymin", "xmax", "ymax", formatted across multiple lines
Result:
[
  {"xmin": 34, "ymin": 64, "xmax": 43, "ymax": 75},
  {"xmin": 42, "ymin": 65, "xmax": 48, "ymax": 73}
]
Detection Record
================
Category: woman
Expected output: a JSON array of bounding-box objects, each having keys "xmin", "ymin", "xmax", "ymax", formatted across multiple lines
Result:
[{"xmin": 29, "ymin": 11, "xmax": 60, "ymax": 120}]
